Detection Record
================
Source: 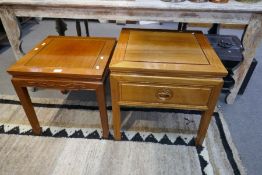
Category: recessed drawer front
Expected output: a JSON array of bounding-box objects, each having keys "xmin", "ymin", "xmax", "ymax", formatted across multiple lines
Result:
[{"xmin": 120, "ymin": 83, "xmax": 212, "ymax": 107}]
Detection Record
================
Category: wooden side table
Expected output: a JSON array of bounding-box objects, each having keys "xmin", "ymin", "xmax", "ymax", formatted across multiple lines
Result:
[
  {"xmin": 7, "ymin": 36, "xmax": 116, "ymax": 138},
  {"xmin": 109, "ymin": 29, "xmax": 227, "ymax": 146}
]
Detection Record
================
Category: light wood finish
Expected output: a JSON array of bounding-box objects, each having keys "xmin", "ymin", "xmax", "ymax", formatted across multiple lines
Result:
[
  {"xmin": 7, "ymin": 36, "xmax": 116, "ymax": 138},
  {"xmin": 195, "ymin": 81, "xmax": 223, "ymax": 145},
  {"xmin": 110, "ymin": 29, "xmax": 227, "ymax": 78},
  {"xmin": 96, "ymin": 83, "xmax": 110, "ymax": 138},
  {"xmin": 120, "ymin": 83, "xmax": 212, "ymax": 108},
  {"xmin": 110, "ymin": 75, "xmax": 122, "ymax": 140},
  {"xmin": 8, "ymin": 36, "xmax": 116, "ymax": 80},
  {"xmin": 11, "ymin": 82, "xmax": 42, "ymax": 135},
  {"xmin": 0, "ymin": 1, "xmax": 261, "ymax": 104},
  {"xmin": 124, "ymin": 31, "xmax": 209, "ymax": 65},
  {"xmin": 110, "ymin": 29, "xmax": 227, "ymax": 146}
]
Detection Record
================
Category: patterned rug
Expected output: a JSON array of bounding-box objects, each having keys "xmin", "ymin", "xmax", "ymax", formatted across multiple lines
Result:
[{"xmin": 0, "ymin": 95, "xmax": 246, "ymax": 175}]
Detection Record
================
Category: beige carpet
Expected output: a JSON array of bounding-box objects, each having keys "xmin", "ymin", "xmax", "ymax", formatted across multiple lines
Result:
[{"xmin": 0, "ymin": 95, "xmax": 246, "ymax": 175}]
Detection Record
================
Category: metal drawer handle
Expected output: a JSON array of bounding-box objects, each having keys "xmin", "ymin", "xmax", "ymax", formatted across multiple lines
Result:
[{"xmin": 156, "ymin": 88, "xmax": 173, "ymax": 101}]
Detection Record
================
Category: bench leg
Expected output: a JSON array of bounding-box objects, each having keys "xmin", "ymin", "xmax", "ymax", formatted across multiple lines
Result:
[
  {"xmin": 96, "ymin": 84, "xmax": 109, "ymax": 139},
  {"xmin": 12, "ymin": 82, "xmax": 42, "ymax": 135}
]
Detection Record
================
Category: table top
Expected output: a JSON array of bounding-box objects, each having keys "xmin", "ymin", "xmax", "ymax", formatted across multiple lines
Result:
[
  {"xmin": 110, "ymin": 29, "xmax": 227, "ymax": 77},
  {"xmin": 7, "ymin": 36, "xmax": 116, "ymax": 80},
  {"xmin": 1, "ymin": 0, "xmax": 262, "ymax": 13}
]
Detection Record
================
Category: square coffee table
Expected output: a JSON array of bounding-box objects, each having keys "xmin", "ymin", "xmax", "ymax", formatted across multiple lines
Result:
[
  {"xmin": 109, "ymin": 29, "xmax": 227, "ymax": 145},
  {"xmin": 7, "ymin": 36, "xmax": 116, "ymax": 138}
]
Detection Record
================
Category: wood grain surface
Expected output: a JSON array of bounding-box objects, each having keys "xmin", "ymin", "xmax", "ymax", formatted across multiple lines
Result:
[
  {"xmin": 110, "ymin": 29, "xmax": 227, "ymax": 78},
  {"xmin": 110, "ymin": 29, "xmax": 226, "ymax": 145},
  {"xmin": 0, "ymin": 0, "xmax": 261, "ymax": 13},
  {"xmin": 7, "ymin": 36, "xmax": 116, "ymax": 80}
]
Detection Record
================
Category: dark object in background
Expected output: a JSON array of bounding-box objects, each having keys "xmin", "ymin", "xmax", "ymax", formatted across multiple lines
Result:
[
  {"xmin": 0, "ymin": 17, "xmax": 34, "ymax": 45},
  {"xmin": 206, "ymin": 34, "xmax": 244, "ymax": 67},
  {"xmin": 208, "ymin": 23, "xmax": 220, "ymax": 34},
  {"xmin": 178, "ymin": 22, "xmax": 188, "ymax": 31},
  {"xmin": 0, "ymin": 22, "xmax": 7, "ymax": 43},
  {"xmin": 206, "ymin": 34, "xmax": 257, "ymax": 95}
]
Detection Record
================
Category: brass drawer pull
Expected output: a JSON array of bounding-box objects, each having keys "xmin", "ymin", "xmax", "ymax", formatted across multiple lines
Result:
[{"xmin": 156, "ymin": 88, "xmax": 173, "ymax": 101}]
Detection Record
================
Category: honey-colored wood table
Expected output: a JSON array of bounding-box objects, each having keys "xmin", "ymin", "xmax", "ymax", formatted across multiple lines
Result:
[
  {"xmin": 7, "ymin": 36, "xmax": 116, "ymax": 138},
  {"xmin": 110, "ymin": 29, "xmax": 228, "ymax": 146}
]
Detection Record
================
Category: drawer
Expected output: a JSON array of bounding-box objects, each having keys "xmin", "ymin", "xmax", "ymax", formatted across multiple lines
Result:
[{"xmin": 120, "ymin": 83, "xmax": 212, "ymax": 108}]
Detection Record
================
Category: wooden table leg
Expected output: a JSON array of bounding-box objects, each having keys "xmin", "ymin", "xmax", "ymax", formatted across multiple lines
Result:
[
  {"xmin": 110, "ymin": 76, "xmax": 121, "ymax": 140},
  {"xmin": 0, "ymin": 8, "xmax": 24, "ymax": 60},
  {"xmin": 112, "ymin": 103, "xmax": 121, "ymax": 140},
  {"xmin": 196, "ymin": 82, "xmax": 223, "ymax": 146},
  {"xmin": 12, "ymin": 82, "xmax": 42, "ymax": 135},
  {"xmin": 195, "ymin": 111, "xmax": 212, "ymax": 146},
  {"xmin": 226, "ymin": 14, "xmax": 262, "ymax": 104},
  {"xmin": 96, "ymin": 84, "xmax": 109, "ymax": 139}
]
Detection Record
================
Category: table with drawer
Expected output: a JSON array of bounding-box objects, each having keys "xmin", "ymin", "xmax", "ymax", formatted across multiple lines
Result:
[{"xmin": 109, "ymin": 29, "xmax": 227, "ymax": 146}]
